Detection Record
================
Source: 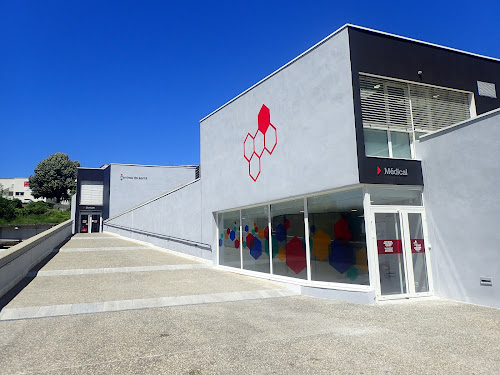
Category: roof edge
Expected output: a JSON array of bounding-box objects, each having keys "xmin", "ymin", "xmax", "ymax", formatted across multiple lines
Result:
[
  {"xmin": 419, "ymin": 107, "xmax": 500, "ymax": 142},
  {"xmin": 79, "ymin": 163, "xmax": 199, "ymax": 170},
  {"xmin": 349, "ymin": 24, "xmax": 500, "ymax": 63},
  {"xmin": 107, "ymin": 163, "xmax": 199, "ymax": 168}
]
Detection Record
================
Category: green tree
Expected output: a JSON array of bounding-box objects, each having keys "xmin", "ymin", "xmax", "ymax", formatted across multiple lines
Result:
[{"xmin": 29, "ymin": 153, "xmax": 80, "ymax": 203}]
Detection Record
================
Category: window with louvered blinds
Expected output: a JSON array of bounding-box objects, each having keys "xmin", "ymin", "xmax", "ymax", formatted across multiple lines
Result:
[
  {"xmin": 80, "ymin": 181, "xmax": 103, "ymax": 205},
  {"xmin": 359, "ymin": 75, "xmax": 471, "ymax": 133}
]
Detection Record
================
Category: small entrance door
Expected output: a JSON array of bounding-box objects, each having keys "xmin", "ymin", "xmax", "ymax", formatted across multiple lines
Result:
[
  {"xmin": 91, "ymin": 214, "xmax": 101, "ymax": 233},
  {"xmin": 79, "ymin": 212, "xmax": 101, "ymax": 233},
  {"xmin": 371, "ymin": 208, "xmax": 432, "ymax": 299},
  {"xmin": 80, "ymin": 214, "xmax": 89, "ymax": 233}
]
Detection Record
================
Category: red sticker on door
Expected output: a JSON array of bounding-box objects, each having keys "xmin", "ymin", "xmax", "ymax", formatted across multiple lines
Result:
[
  {"xmin": 411, "ymin": 239, "xmax": 425, "ymax": 253},
  {"xmin": 377, "ymin": 239, "xmax": 402, "ymax": 254}
]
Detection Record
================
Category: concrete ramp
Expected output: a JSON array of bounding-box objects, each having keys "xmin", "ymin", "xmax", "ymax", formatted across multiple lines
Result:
[{"xmin": 0, "ymin": 233, "xmax": 295, "ymax": 321}]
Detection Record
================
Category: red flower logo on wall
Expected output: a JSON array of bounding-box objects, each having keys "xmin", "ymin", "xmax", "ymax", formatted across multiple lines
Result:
[{"xmin": 243, "ymin": 105, "xmax": 278, "ymax": 181}]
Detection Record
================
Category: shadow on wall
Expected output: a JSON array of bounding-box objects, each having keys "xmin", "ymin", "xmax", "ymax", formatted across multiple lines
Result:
[{"xmin": 426, "ymin": 210, "xmax": 470, "ymax": 304}]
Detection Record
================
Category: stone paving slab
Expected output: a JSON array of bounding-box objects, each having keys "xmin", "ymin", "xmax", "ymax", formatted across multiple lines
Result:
[
  {"xmin": 0, "ymin": 297, "xmax": 498, "ymax": 374},
  {"xmin": 28, "ymin": 264, "xmax": 207, "ymax": 277},
  {"xmin": 3, "ymin": 268, "xmax": 282, "ymax": 308},
  {"xmin": 57, "ymin": 246, "xmax": 149, "ymax": 252},
  {"xmin": 41, "ymin": 249, "xmax": 201, "ymax": 269},
  {"xmin": 0, "ymin": 289, "xmax": 298, "ymax": 320},
  {"xmin": 60, "ymin": 238, "xmax": 145, "ymax": 249},
  {"xmin": 72, "ymin": 233, "xmax": 117, "ymax": 238}
]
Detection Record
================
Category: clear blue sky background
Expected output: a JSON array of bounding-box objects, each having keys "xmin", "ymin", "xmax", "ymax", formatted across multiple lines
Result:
[{"xmin": 1, "ymin": 1, "xmax": 499, "ymax": 177}]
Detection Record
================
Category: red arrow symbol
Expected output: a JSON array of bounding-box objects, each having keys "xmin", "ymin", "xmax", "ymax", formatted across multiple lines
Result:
[{"xmin": 377, "ymin": 166, "xmax": 381, "ymax": 175}]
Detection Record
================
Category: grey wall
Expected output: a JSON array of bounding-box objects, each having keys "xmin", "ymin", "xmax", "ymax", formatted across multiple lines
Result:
[
  {"xmin": 108, "ymin": 164, "xmax": 196, "ymax": 217},
  {"xmin": 0, "ymin": 220, "xmax": 72, "ymax": 299},
  {"xmin": 71, "ymin": 194, "xmax": 76, "ymax": 234},
  {"xmin": 104, "ymin": 180, "xmax": 210, "ymax": 260},
  {"xmin": 419, "ymin": 109, "xmax": 500, "ymax": 308},
  {"xmin": 0, "ymin": 224, "xmax": 57, "ymax": 240},
  {"xmin": 200, "ymin": 28, "xmax": 358, "ymax": 262}
]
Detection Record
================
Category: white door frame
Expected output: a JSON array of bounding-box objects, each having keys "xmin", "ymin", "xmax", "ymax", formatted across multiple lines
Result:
[
  {"xmin": 79, "ymin": 211, "xmax": 102, "ymax": 233},
  {"xmin": 369, "ymin": 205, "xmax": 434, "ymax": 300}
]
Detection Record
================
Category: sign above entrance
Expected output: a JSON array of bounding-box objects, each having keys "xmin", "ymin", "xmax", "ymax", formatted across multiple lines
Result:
[
  {"xmin": 360, "ymin": 157, "xmax": 423, "ymax": 185},
  {"xmin": 80, "ymin": 206, "xmax": 102, "ymax": 210},
  {"xmin": 243, "ymin": 105, "xmax": 278, "ymax": 182},
  {"xmin": 120, "ymin": 174, "xmax": 148, "ymax": 181},
  {"xmin": 377, "ymin": 166, "xmax": 408, "ymax": 176}
]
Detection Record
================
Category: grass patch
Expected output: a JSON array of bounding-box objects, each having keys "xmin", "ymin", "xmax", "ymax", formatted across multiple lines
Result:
[{"xmin": 0, "ymin": 209, "xmax": 70, "ymax": 226}]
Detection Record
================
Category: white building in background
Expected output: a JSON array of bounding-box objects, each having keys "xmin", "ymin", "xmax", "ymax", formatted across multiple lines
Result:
[{"xmin": 0, "ymin": 178, "xmax": 45, "ymax": 203}]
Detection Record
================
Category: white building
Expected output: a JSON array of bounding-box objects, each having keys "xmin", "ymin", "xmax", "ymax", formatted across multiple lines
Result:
[
  {"xmin": 0, "ymin": 178, "xmax": 45, "ymax": 203},
  {"xmin": 75, "ymin": 25, "xmax": 500, "ymax": 309}
]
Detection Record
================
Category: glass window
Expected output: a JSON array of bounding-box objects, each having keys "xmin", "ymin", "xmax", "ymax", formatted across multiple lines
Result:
[
  {"xmin": 390, "ymin": 131, "xmax": 411, "ymax": 159},
  {"xmin": 369, "ymin": 188, "xmax": 422, "ymax": 206},
  {"xmin": 408, "ymin": 213, "xmax": 429, "ymax": 293},
  {"xmin": 218, "ymin": 211, "xmax": 240, "ymax": 268},
  {"xmin": 271, "ymin": 199, "xmax": 306, "ymax": 280},
  {"xmin": 364, "ymin": 129, "xmax": 389, "ymax": 157},
  {"xmin": 307, "ymin": 190, "xmax": 369, "ymax": 285},
  {"xmin": 241, "ymin": 205, "xmax": 270, "ymax": 273}
]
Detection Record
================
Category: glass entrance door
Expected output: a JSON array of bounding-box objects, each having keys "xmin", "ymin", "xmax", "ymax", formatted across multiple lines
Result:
[
  {"xmin": 91, "ymin": 214, "xmax": 101, "ymax": 233},
  {"xmin": 375, "ymin": 212, "xmax": 406, "ymax": 295},
  {"xmin": 372, "ymin": 209, "xmax": 431, "ymax": 298},
  {"xmin": 79, "ymin": 212, "xmax": 101, "ymax": 233},
  {"xmin": 80, "ymin": 214, "xmax": 89, "ymax": 233}
]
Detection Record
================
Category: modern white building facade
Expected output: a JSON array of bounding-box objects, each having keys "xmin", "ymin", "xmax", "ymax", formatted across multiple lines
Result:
[{"xmin": 74, "ymin": 24, "xmax": 499, "ymax": 308}]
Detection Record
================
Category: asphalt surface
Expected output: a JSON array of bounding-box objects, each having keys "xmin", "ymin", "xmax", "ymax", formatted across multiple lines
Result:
[{"xmin": 0, "ymin": 233, "xmax": 498, "ymax": 374}]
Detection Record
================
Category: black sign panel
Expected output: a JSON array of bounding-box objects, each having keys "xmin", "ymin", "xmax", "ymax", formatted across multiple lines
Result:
[
  {"xmin": 359, "ymin": 157, "xmax": 423, "ymax": 185},
  {"xmin": 79, "ymin": 205, "xmax": 103, "ymax": 211}
]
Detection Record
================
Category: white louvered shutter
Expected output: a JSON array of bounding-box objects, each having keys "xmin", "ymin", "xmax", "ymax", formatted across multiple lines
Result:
[
  {"xmin": 410, "ymin": 85, "xmax": 470, "ymax": 132},
  {"xmin": 359, "ymin": 76, "xmax": 412, "ymax": 131},
  {"xmin": 360, "ymin": 74, "xmax": 471, "ymax": 133},
  {"xmin": 80, "ymin": 181, "xmax": 103, "ymax": 205}
]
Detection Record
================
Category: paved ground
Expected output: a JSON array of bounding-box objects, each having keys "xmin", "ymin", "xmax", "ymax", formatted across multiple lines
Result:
[{"xmin": 0, "ymin": 233, "xmax": 499, "ymax": 374}]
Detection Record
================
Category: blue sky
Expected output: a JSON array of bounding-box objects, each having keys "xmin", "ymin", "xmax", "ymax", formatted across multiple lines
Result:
[{"xmin": 1, "ymin": 1, "xmax": 499, "ymax": 177}]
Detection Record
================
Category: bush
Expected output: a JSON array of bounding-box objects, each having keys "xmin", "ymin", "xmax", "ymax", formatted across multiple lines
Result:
[
  {"xmin": 11, "ymin": 199, "xmax": 23, "ymax": 209},
  {"xmin": 24, "ymin": 201, "xmax": 51, "ymax": 215},
  {"xmin": 0, "ymin": 197, "xmax": 16, "ymax": 221}
]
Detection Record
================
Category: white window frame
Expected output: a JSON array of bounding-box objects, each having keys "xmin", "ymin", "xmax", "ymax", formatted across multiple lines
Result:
[
  {"xmin": 364, "ymin": 127, "xmax": 416, "ymax": 160},
  {"xmin": 216, "ymin": 185, "xmax": 374, "ymax": 294},
  {"xmin": 360, "ymin": 72, "xmax": 476, "ymax": 160}
]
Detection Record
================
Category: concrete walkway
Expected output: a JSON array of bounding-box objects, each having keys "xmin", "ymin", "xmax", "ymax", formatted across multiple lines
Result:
[
  {"xmin": 0, "ymin": 233, "xmax": 294, "ymax": 321},
  {"xmin": 0, "ymin": 233, "xmax": 499, "ymax": 374}
]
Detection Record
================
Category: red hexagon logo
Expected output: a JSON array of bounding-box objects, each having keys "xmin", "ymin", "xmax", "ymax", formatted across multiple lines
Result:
[{"xmin": 243, "ymin": 104, "xmax": 278, "ymax": 182}]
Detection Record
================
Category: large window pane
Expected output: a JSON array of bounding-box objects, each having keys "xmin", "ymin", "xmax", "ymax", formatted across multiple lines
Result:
[
  {"xmin": 307, "ymin": 190, "xmax": 369, "ymax": 285},
  {"xmin": 390, "ymin": 131, "xmax": 411, "ymax": 159},
  {"xmin": 241, "ymin": 205, "xmax": 270, "ymax": 273},
  {"xmin": 218, "ymin": 211, "xmax": 240, "ymax": 268},
  {"xmin": 364, "ymin": 129, "xmax": 389, "ymax": 157},
  {"xmin": 369, "ymin": 188, "xmax": 422, "ymax": 206},
  {"xmin": 271, "ymin": 199, "xmax": 306, "ymax": 280}
]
